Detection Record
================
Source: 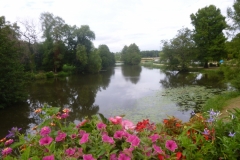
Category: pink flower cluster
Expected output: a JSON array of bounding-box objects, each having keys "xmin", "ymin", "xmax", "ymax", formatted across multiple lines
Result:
[{"xmin": 109, "ymin": 116, "xmax": 135, "ymax": 130}]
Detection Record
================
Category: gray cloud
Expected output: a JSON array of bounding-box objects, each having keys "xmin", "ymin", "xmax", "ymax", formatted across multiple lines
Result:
[{"xmin": 0, "ymin": 0, "xmax": 235, "ymax": 52}]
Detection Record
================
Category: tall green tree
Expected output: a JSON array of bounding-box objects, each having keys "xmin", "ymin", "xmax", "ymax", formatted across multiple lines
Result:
[
  {"xmin": 190, "ymin": 5, "xmax": 227, "ymax": 68},
  {"xmin": 227, "ymin": 0, "xmax": 240, "ymax": 32},
  {"xmin": 0, "ymin": 16, "xmax": 27, "ymax": 108},
  {"xmin": 97, "ymin": 44, "xmax": 115, "ymax": 69},
  {"xmin": 121, "ymin": 43, "xmax": 141, "ymax": 65},
  {"xmin": 87, "ymin": 49, "xmax": 102, "ymax": 73},
  {"xmin": 160, "ymin": 27, "xmax": 196, "ymax": 72},
  {"xmin": 40, "ymin": 12, "xmax": 67, "ymax": 72},
  {"xmin": 76, "ymin": 44, "xmax": 88, "ymax": 72}
]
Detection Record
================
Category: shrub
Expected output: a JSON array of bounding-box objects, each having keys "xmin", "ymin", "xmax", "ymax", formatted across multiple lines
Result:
[
  {"xmin": 62, "ymin": 64, "xmax": 76, "ymax": 74},
  {"xmin": 34, "ymin": 72, "xmax": 46, "ymax": 80},
  {"xmin": 45, "ymin": 72, "xmax": 55, "ymax": 78},
  {"xmin": 57, "ymin": 71, "xmax": 68, "ymax": 77},
  {"xmin": 1, "ymin": 106, "xmax": 240, "ymax": 159}
]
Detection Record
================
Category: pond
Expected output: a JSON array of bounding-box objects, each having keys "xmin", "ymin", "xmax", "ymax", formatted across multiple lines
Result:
[{"xmin": 0, "ymin": 65, "xmax": 228, "ymax": 138}]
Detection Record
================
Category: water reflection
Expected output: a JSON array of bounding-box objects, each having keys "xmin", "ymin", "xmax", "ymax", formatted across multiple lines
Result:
[
  {"xmin": 160, "ymin": 71, "xmax": 226, "ymax": 88},
  {"xmin": 121, "ymin": 65, "xmax": 142, "ymax": 84},
  {"xmin": 160, "ymin": 71, "xmax": 227, "ymax": 113},
  {"xmin": 0, "ymin": 67, "xmax": 228, "ymax": 138},
  {"xmin": 0, "ymin": 69, "xmax": 115, "ymax": 138}
]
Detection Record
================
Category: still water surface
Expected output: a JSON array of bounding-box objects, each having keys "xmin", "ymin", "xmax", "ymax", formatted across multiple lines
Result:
[{"xmin": 0, "ymin": 65, "xmax": 227, "ymax": 138}]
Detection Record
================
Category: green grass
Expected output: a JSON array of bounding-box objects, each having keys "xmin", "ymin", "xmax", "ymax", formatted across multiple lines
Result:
[{"xmin": 202, "ymin": 91, "xmax": 240, "ymax": 112}]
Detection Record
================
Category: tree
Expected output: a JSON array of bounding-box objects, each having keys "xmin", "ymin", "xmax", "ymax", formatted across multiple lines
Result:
[
  {"xmin": 227, "ymin": 0, "xmax": 240, "ymax": 33},
  {"xmin": 190, "ymin": 5, "xmax": 227, "ymax": 68},
  {"xmin": 160, "ymin": 27, "xmax": 196, "ymax": 72},
  {"xmin": 19, "ymin": 19, "xmax": 39, "ymax": 72},
  {"xmin": 40, "ymin": 12, "xmax": 67, "ymax": 72},
  {"xmin": 0, "ymin": 16, "xmax": 27, "ymax": 108},
  {"xmin": 74, "ymin": 25, "xmax": 95, "ymax": 54},
  {"xmin": 87, "ymin": 50, "xmax": 102, "ymax": 73},
  {"xmin": 97, "ymin": 44, "xmax": 115, "ymax": 69},
  {"xmin": 121, "ymin": 43, "xmax": 141, "ymax": 65},
  {"xmin": 75, "ymin": 44, "xmax": 88, "ymax": 72}
]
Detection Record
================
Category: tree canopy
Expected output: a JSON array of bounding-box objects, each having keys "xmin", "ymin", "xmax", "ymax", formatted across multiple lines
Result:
[
  {"xmin": 0, "ymin": 16, "xmax": 27, "ymax": 108},
  {"xmin": 160, "ymin": 27, "xmax": 196, "ymax": 72},
  {"xmin": 190, "ymin": 5, "xmax": 227, "ymax": 67},
  {"xmin": 121, "ymin": 43, "xmax": 141, "ymax": 65}
]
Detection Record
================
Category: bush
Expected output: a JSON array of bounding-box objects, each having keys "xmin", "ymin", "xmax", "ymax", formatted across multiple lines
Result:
[
  {"xmin": 1, "ymin": 106, "xmax": 240, "ymax": 159},
  {"xmin": 45, "ymin": 72, "xmax": 55, "ymax": 78},
  {"xmin": 62, "ymin": 64, "xmax": 76, "ymax": 74},
  {"xmin": 57, "ymin": 71, "xmax": 68, "ymax": 77},
  {"xmin": 34, "ymin": 72, "xmax": 46, "ymax": 80}
]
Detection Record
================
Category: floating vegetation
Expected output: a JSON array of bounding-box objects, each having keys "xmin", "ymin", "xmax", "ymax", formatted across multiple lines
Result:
[
  {"xmin": 108, "ymin": 86, "xmax": 226, "ymax": 123},
  {"xmin": 162, "ymin": 86, "xmax": 226, "ymax": 112}
]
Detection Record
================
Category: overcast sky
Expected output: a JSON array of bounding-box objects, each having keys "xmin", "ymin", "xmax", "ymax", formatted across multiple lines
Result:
[{"xmin": 0, "ymin": 0, "xmax": 234, "ymax": 52}]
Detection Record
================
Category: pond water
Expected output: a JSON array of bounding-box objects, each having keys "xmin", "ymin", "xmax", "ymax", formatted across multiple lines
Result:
[{"xmin": 0, "ymin": 65, "xmax": 228, "ymax": 138}]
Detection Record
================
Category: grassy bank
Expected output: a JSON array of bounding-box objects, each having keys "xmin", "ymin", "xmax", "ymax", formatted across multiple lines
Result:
[{"xmin": 202, "ymin": 91, "xmax": 240, "ymax": 113}]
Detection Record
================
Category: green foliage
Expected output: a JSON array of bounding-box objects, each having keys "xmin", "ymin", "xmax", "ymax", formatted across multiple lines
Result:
[
  {"xmin": 227, "ymin": 0, "xmax": 240, "ymax": 31},
  {"xmin": 62, "ymin": 64, "xmax": 76, "ymax": 74},
  {"xmin": 190, "ymin": 5, "xmax": 227, "ymax": 67},
  {"xmin": 0, "ymin": 16, "xmax": 27, "ymax": 108},
  {"xmin": 2, "ymin": 106, "xmax": 240, "ymax": 159},
  {"xmin": 34, "ymin": 72, "xmax": 47, "ymax": 80},
  {"xmin": 140, "ymin": 50, "xmax": 159, "ymax": 57},
  {"xmin": 97, "ymin": 44, "xmax": 115, "ymax": 69},
  {"xmin": 87, "ymin": 50, "xmax": 102, "ymax": 73},
  {"xmin": 202, "ymin": 91, "xmax": 240, "ymax": 112},
  {"xmin": 76, "ymin": 44, "xmax": 88, "ymax": 67},
  {"xmin": 121, "ymin": 43, "xmax": 141, "ymax": 65},
  {"xmin": 220, "ymin": 58, "xmax": 240, "ymax": 91},
  {"xmin": 45, "ymin": 72, "xmax": 55, "ymax": 78},
  {"xmin": 160, "ymin": 27, "xmax": 196, "ymax": 72},
  {"xmin": 57, "ymin": 71, "xmax": 69, "ymax": 77}
]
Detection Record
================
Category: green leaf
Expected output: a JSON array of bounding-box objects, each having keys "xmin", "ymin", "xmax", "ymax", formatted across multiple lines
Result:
[
  {"xmin": 80, "ymin": 124, "xmax": 94, "ymax": 133},
  {"xmin": 21, "ymin": 146, "xmax": 31, "ymax": 160},
  {"xmin": 98, "ymin": 113, "xmax": 109, "ymax": 124}
]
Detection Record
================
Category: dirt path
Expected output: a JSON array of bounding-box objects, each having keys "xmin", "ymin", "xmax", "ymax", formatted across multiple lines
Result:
[{"xmin": 219, "ymin": 96, "xmax": 240, "ymax": 118}]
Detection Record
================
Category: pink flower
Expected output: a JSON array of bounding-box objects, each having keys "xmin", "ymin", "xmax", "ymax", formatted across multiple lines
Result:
[
  {"xmin": 55, "ymin": 131, "xmax": 67, "ymax": 142},
  {"xmin": 79, "ymin": 130, "xmax": 86, "ymax": 138},
  {"xmin": 126, "ymin": 135, "xmax": 140, "ymax": 147},
  {"xmin": 83, "ymin": 154, "xmax": 95, "ymax": 160},
  {"xmin": 80, "ymin": 133, "xmax": 89, "ymax": 144},
  {"xmin": 118, "ymin": 153, "xmax": 131, "ymax": 160},
  {"xmin": 4, "ymin": 139, "xmax": 14, "ymax": 146},
  {"xmin": 61, "ymin": 113, "xmax": 69, "ymax": 119},
  {"xmin": 97, "ymin": 122, "xmax": 106, "ymax": 130},
  {"xmin": 42, "ymin": 154, "xmax": 54, "ymax": 160},
  {"xmin": 165, "ymin": 140, "xmax": 178, "ymax": 152},
  {"xmin": 65, "ymin": 148, "xmax": 76, "ymax": 156},
  {"xmin": 149, "ymin": 134, "xmax": 159, "ymax": 143},
  {"xmin": 70, "ymin": 134, "xmax": 77, "ymax": 139},
  {"xmin": 113, "ymin": 130, "xmax": 124, "ymax": 139},
  {"xmin": 39, "ymin": 136, "xmax": 53, "ymax": 146},
  {"xmin": 123, "ymin": 147, "xmax": 134, "ymax": 157},
  {"xmin": 110, "ymin": 153, "xmax": 117, "ymax": 160},
  {"xmin": 153, "ymin": 144, "xmax": 163, "ymax": 154},
  {"xmin": 40, "ymin": 126, "xmax": 51, "ymax": 137},
  {"xmin": 102, "ymin": 135, "xmax": 114, "ymax": 144},
  {"xmin": 121, "ymin": 120, "xmax": 135, "ymax": 130},
  {"xmin": 2, "ymin": 147, "xmax": 12, "ymax": 156},
  {"xmin": 109, "ymin": 116, "xmax": 122, "ymax": 124}
]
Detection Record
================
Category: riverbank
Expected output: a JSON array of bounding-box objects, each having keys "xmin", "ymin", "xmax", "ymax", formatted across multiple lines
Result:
[{"xmin": 202, "ymin": 91, "xmax": 240, "ymax": 117}]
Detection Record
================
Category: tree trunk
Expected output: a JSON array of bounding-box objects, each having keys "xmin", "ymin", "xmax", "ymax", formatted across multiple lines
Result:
[{"xmin": 204, "ymin": 62, "xmax": 208, "ymax": 68}]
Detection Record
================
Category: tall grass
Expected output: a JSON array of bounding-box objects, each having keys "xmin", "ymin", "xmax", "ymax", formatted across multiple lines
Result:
[{"xmin": 202, "ymin": 91, "xmax": 240, "ymax": 112}]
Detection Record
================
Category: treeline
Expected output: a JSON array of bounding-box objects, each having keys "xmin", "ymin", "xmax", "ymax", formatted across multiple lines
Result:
[
  {"xmin": 0, "ymin": 12, "xmax": 118, "ymax": 108},
  {"xmin": 159, "ymin": 3, "xmax": 240, "ymax": 73},
  {"xmin": 20, "ymin": 12, "xmax": 116, "ymax": 74}
]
